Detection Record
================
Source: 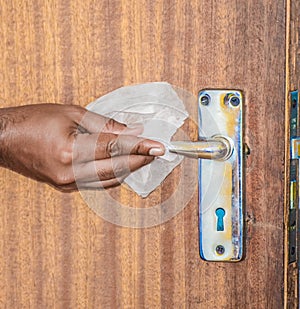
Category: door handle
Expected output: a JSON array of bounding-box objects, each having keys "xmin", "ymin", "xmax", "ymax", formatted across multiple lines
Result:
[
  {"xmin": 170, "ymin": 90, "xmax": 244, "ymax": 262},
  {"xmin": 169, "ymin": 135, "xmax": 234, "ymax": 160}
]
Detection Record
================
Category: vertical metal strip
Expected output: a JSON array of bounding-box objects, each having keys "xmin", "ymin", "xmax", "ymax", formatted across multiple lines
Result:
[
  {"xmin": 288, "ymin": 91, "xmax": 298, "ymax": 264},
  {"xmin": 287, "ymin": 90, "xmax": 300, "ymax": 308}
]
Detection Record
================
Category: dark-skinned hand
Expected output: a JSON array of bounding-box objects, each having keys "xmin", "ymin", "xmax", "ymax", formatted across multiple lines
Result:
[{"xmin": 0, "ymin": 104, "xmax": 165, "ymax": 192}]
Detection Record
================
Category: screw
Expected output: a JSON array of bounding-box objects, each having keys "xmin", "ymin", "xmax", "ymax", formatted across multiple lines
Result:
[
  {"xmin": 230, "ymin": 96, "xmax": 240, "ymax": 107},
  {"xmin": 200, "ymin": 95, "xmax": 210, "ymax": 106},
  {"xmin": 216, "ymin": 245, "xmax": 225, "ymax": 255}
]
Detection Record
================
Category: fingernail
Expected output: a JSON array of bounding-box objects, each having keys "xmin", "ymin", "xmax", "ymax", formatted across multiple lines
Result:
[{"xmin": 149, "ymin": 147, "xmax": 165, "ymax": 156}]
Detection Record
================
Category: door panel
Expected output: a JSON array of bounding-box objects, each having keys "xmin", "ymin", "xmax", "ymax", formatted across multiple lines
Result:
[{"xmin": 0, "ymin": 0, "xmax": 285, "ymax": 308}]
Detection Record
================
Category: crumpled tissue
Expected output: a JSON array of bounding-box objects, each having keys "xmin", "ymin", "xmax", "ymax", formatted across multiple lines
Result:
[{"xmin": 86, "ymin": 82, "xmax": 188, "ymax": 197}]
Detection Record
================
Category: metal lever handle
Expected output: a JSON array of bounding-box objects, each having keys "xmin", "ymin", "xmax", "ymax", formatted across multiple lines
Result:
[{"xmin": 168, "ymin": 136, "xmax": 234, "ymax": 160}]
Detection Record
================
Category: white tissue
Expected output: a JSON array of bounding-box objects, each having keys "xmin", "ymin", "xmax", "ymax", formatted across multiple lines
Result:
[{"xmin": 86, "ymin": 82, "xmax": 188, "ymax": 197}]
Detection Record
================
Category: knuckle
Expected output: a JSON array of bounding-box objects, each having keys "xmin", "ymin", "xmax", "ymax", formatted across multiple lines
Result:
[
  {"xmin": 105, "ymin": 118, "xmax": 117, "ymax": 130},
  {"xmin": 135, "ymin": 140, "xmax": 146, "ymax": 155},
  {"xmin": 105, "ymin": 135, "xmax": 119, "ymax": 157},
  {"xmin": 105, "ymin": 118, "xmax": 125, "ymax": 132},
  {"xmin": 114, "ymin": 166, "xmax": 126, "ymax": 177},
  {"xmin": 58, "ymin": 148, "xmax": 73, "ymax": 165},
  {"xmin": 97, "ymin": 168, "xmax": 110, "ymax": 180}
]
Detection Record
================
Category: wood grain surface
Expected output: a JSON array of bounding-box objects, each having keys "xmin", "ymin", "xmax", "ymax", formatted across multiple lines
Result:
[{"xmin": 0, "ymin": 1, "xmax": 286, "ymax": 308}]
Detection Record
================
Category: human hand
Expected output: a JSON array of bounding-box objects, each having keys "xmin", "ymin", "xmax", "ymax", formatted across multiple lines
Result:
[{"xmin": 0, "ymin": 104, "xmax": 165, "ymax": 192}]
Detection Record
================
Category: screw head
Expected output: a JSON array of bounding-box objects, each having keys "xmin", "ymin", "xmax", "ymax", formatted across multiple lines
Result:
[
  {"xmin": 200, "ymin": 94, "xmax": 210, "ymax": 106},
  {"xmin": 224, "ymin": 93, "xmax": 241, "ymax": 107},
  {"xmin": 216, "ymin": 245, "xmax": 225, "ymax": 255},
  {"xmin": 229, "ymin": 96, "xmax": 240, "ymax": 107}
]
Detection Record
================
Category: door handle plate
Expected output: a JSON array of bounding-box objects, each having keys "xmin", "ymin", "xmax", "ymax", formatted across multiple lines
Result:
[{"xmin": 198, "ymin": 89, "xmax": 244, "ymax": 262}]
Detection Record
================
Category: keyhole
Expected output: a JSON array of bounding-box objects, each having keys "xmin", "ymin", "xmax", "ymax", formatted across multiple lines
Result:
[{"xmin": 215, "ymin": 208, "xmax": 225, "ymax": 231}]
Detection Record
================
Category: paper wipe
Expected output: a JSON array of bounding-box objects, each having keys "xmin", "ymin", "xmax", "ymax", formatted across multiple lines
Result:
[{"xmin": 86, "ymin": 82, "xmax": 188, "ymax": 197}]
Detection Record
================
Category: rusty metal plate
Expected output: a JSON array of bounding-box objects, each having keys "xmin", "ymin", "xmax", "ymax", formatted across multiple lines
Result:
[{"xmin": 198, "ymin": 89, "xmax": 244, "ymax": 262}]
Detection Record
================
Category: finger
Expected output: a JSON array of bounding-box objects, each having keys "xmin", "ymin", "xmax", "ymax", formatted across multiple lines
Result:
[
  {"xmin": 78, "ymin": 109, "xmax": 143, "ymax": 135},
  {"xmin": 74, "ymin": 155, "xmax": 154, "ymax": 182},
  {"xmin": 51, "ymin": 177, "xmax": 123, "ymax": 191},
  {"xmin": 74, "ymin": 133, "xmax": 165, "ymax": 162},
  {"xmin": 76, "ymin": 177, "xmax": 126, "ymax": 189}
]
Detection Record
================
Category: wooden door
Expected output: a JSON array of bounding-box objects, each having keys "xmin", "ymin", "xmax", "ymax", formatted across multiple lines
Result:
[{"xmin": 0, "ymin": 0, "xmax": 287, "ymax": 308}]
